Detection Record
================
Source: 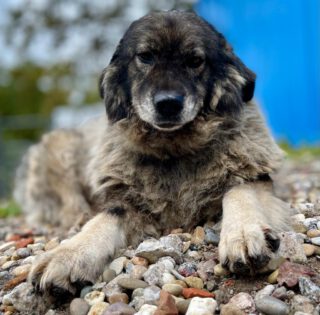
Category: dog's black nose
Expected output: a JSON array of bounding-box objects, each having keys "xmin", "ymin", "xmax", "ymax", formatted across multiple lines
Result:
[{"xmin": 154, "ymin": 91, "xmax": 184, "ymax": 118}]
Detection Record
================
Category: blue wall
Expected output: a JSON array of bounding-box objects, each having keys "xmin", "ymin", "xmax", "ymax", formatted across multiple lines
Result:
[{"xmin": 196, "ymin": 0, "xmax": 320, "ymax": 146}]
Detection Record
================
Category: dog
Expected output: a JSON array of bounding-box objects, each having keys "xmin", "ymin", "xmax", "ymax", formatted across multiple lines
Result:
[{"xmin": 14, "ymin": 10, "xmax": 290, "ymax": 295}]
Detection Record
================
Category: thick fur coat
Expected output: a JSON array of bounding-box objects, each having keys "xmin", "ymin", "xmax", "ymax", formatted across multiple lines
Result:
[{"xmin": 14, "ymin": 11, "xmax": 290, "ymax": 296}]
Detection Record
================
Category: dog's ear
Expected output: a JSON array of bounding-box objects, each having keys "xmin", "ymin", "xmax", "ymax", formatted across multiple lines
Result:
[
  {"xmin": 210, "ymin": 36, "xmax": 256, "ymax": 116},
  {"xmin": 99, "ymin": 41, "xmax": 131, "ymax": 123}
]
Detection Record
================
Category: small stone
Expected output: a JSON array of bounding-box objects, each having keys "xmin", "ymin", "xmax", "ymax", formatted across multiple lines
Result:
[
  {"xmin": 178, "ymin": 262, "xmax": 197, "ymax": 277},
  {"xmin": 80, "ymin": 286, "xmax": 93, "ymax": 298},
  {"xmin": 103, "ymin": 268, "xmax": 117, "ymax": 283},
  {"xmin": 311, "ymin": 237, "xmax": 320, "ymax": 246},
  {"xmin": 197, "ymin": 260, "xmax": 216, "ymax": 282},
  {"xmin": 255, "ymin": 285, "xmax": 275, "ymax": 300},
  {"xmin": 117, "ymin": 278, "xmax": 148, "ymax": 290},
  {"xmin": 109, "ymin": 257, "xmax": 128, "ymax": 275},
  {"xmin": 306, "ymin": 229, "xmax": 320, "ymax": 238},
  {"xmin": 84, "ymin": 291, "xmax": 105, "ymax": 306},
  {"xmin": 182, "ymin": 288, "xmax": 214, "ymax": 299},
  {"xmin": 205, "ymin": 280, "xmax": 217, "ymax": 292},
  {"xmin": 88, "ymin": 301, "xmax": 109, "ymax": 315},
  {"xmin": 185, "ymin": 277, "xmax": 204, "ymax": 289},
  {"xmin": 303, "ymin": 244, "xmax": 315, "ymax": 256},
  {"xmin": 277, "ymin": 261, "xmax": 315, "ymax": 287},
  {"xmin": 154, "ymin": 290, "xmax": 178, "ymax": 315},
  {"xmin": 172, "ymin": 280, "xmax": 187, "ymax": 288},
  {"xmin": 15, "ymin": 238, "xmax": 34, "ymax": 249},
  {"xmin": 162, "ymin": 284, "xmax": 183, "ymax": 296},
  {"xmin": 108, "ymin": 293, "xmax": 129, "ymax": 304},
  {"xmin": 158, "ymin": 257, "xmax": 175, "ymax": 270},
  {"xmin": 267, "ymin": 269, "xmax": 279, "ymax": 284},
  {"xmin": 255, "ymin": 296, "xmax": 289, "ymax": 315},
  {"xmin": 171, "ymin": 228, "xmax": 183, "ymax": 234},
  {"xmin": 12, "ymin": 264, "xmax": 31, "ymax": 277},
  {"xmin": 44, "ymin": 237, "xmax": 59, "ymax": 251},
  {"xmin": 220, "ymin": 304, "xmax": 246, "ymax": 315},
  {"xmin": 103, "ymin": 302, "xmax": 135, "ymax": 314},
  {"xmin": 272, "ymin": 286, "xmax": 287, "ymax": 300},
  {"xmin": 135, "ymin": 304, "xmax": 157, "ymax": 315},
  {"xmin": 2, "ymin": 260, "xmax": 18, "ymax": 270},
  {"xmin": 183, "ymin": 241, "xmax": 191, "ymax": 253},
  {"xmin": 70, "ymin": 298, "xmax": 90, "ymax": 315},
  {"xmin": 175, "ymin": 298, "xmax": 191, "ymax": 314},
  {"xmin": 213, "ymin": 264, "xmax": 230, "ymax": 277},
  {"xmin": 290, "ymin": 295, "xmax": 315, "ymax": 314},
  {"xmin": 186, "ymin": 297, "xmax": 217, "ymax": 315},
  {"xmin": 143, "ymin": 263, "xmax": 165, "ymax": 286},
  {"xmin": 143, "ymin": 286, "xmax": 161, "ymax": 305},
  {"xmin": 27, "ymin": 243, "xmax": 44, "ymax": 252},
  {"xmin": 4, "ymin": 246, "xmax": 16, "ymax": 256},
  {"xmin": 191, "ymin": 226, "xmax": 205, "ymax": 245},
  {"xmin": 162, "ymin": 272, "xmax": 176, "ymax": 285},
  {"xmin": 292, "ymin": 222, "xmax": 307, "ymax": 234},
  {"xmin": 0, "ymin": 241, "xmax": 16, "ymax": 252},
  {"xmin": 0, "ymin": 255, "xmax": 10, "ymax": 266},
  {"xmin": 298, "ymin": 276, "xmax": 320, "ymax": 303},
  {"xmin": 132, "ymin": 256, "xmax": 149, "ymax": 267},
  {"xmin": 204, "ymin": 228, "xmax": 220, "ymax": 245},
  {"xmin": 131, "ymin": 265, "xmax": 148, "ymax": 279},
  {"xmin": 15, "ymin": 248, "xmax": 31, "ymax": 258},
  {"xmin": 229, "ymin": 293, "xmax": 255, "ymax": 313},
  {"xmin": 292, "ymin": 214, "xmax": 305, "ymax": 223},
  {"xmin": 278, "ymin": 232, "xmax": 307, "ymax": 263}
]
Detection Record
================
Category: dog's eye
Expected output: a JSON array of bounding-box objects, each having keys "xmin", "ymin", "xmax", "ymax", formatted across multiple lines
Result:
[
  {"xmin": 186, "ymin": 56, "xmax": 204, "ymax": 68},
  {"xmin": 137, "ymin": 52, "xmax": 154, "ymax": 65}
]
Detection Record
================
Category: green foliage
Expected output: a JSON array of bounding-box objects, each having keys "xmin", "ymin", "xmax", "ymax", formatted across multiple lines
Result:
[
  {"xmin": 279, "ymin": 142, "xmax": 320, "ymax": 158},
  {"xmin": 0, "ymin": 200, "xmax": 21, "ymax": 218}
]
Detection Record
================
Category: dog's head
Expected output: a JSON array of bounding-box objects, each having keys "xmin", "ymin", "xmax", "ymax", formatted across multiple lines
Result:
[{"xmin": 100, "ymin": 11, "xmax": 255, "ymax": 131}]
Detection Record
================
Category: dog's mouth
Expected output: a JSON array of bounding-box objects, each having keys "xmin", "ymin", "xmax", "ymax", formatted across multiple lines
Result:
[{"xmin": 153, "ymin": 122, "xmax": 184, "ymax": 132}]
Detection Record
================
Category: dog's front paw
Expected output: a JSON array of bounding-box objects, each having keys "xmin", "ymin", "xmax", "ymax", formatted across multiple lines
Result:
[
  {"xmin": 218, "ymin": 223, "xmax": 280, "ymax": 274},
  {"xmin": 29, "ymin": 242, "xmax": 101, "ymax": 295}
]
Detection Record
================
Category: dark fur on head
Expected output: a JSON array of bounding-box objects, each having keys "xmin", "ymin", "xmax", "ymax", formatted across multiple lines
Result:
[{"xmin": 99, "ymin": 10, "xmax": 256, "ymax": 126}]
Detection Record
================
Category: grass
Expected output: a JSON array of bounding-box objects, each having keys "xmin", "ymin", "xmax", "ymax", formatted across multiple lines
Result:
[
  {"xmin": 279, "ymin": 142, "xmax": 320, "ymax": 159},
  {"xmin": 0, "ymin": 200, "xmax": 21, "ymax": 218}
]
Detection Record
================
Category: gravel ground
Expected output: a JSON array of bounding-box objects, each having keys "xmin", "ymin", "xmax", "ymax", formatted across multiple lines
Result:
[{"xmin": 0, "ymin": 157, "xmax": 320, "ymax": 315}]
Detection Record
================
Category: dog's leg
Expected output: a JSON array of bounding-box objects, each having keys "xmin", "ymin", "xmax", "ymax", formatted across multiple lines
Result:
[
  {"xmin": 29, "ymin": 211, "xmax": 126, "ymax": 294},
  {"xmin": 219, "ymin": 181, "xmax": 290, "ymax": 273}
]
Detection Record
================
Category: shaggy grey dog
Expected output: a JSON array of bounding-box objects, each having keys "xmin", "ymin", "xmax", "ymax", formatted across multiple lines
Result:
[{"xmin": 14, "ymin": 11, "xmax": 290, "ymax": 295}]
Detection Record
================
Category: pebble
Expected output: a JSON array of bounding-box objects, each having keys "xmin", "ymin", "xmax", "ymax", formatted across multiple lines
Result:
[
  {"xmin": 102, "ymin": 268, "xmax": 117, "ymax": 284},
  {"xmin": 267, "ymin": 269, "xmax": 279, "ymax": 284},
  {"xmin": 182, "ymin": 288, "xmax": 214, "ymax": 299},
  {"xmin": 134, "ymin": 304, "xmax": 157, "ymax": 315},
  {"xmin": 131, "ymin": 265, "xmax": 148, "ymax": 279},
  {"xmin": 15, "ymin": 247, "xmax": 31, "ymax": 258},
  {"xmin": 88, "ymin": 301, "xmax": 109, "ymax": 315},
  {"xmin": 191, "ymin": 226, "xmax": 205, "ymax": 244},
  {"xmin": 108, "ymin": 293, "xmax": 129, "ymax": 304},
  {"xmin": 298, "ymin": 276, "xmax": 320, "ymax": 303},
  {"xmin": 155, "ymin": 290, "xmax": 179, "ymax": 315},
  {"xmin": 186, "ymin": 297, "xmax": 217, "ymax": 315},
  {"xmin": 278, "ymin": 232, "xmax": 307, "ymax": 263},
  {"xmin": 229, "ymin": 293, "xmax": 255, "ymax": 313},
  {"xmin": 27, "ymin": 243, "xmax": 44, "ymax": 252},
  {"xmin": 143, "ymin": 286, "xmax": 161, "ymax": 305},
  {"xmin": 12, "ymin": 264, "xmax": 31, "ymax": 277},
  {"xmin": 272, "ymin": 286, "xmax": 287, "ymax": 300},
  {"xmin": 109, "ymin": 257, "xmax": 127, "ymax": 275},
  {"xmin": 220, "ymin": 304, "xmax": 246, "ymax": 315},
  {"xmin": 103, "ymin": 302, "xmax": 135, "ymax": 315},
  {"xmin": 255, "ymin": 296, "xmax": 289, "ymax": 315},
  {"xmin": 143, "ymin": 263, "xmax": 165, "ymax": 286},
  {"xmin": 161, "ymin": 272, "xmax": 176, "ymax": 285},
  {"xmin": 172, "ymin": 280, "xmax": 187, "ymax": 288},
  {"xmin": 290, "ymin": 295, "xmax": 315, "ymax": 314},
  {"xmin": 310, "ymin": 236, "xmax": 320, "ymax": 246},
  {"xmin": 175, "ymin": 298, "xmax": 191, "ymax": 314},
  {"xmin": 117, "ymin": 278, "xmax": 148, "ymax": 290},
  {"xmin": 162, "ymin": 284, "xmax": 183, "ymax": 296},
  {"xmin": 0, "ymin": 241, "xmax": 16, "ymax": 252},
  {"xmin": 70, "ymin": 298, "xmax": 90, "ymax": 315},
  {"xmin": 158, "ymin": 256, "xmax": 175, "ymax": 270},
  {"xmin": 80, "ymin": 286, "xmax": 93, "ymax": 298},
  {"xmin": 178, "ymin": 262, "xmax": 197, "ymax": 277},
  {"xmin": 306, "ymin": 229, "xmax": 320, "ymax": 238},
  {"xmin": 185, "ymin": 276, "xmax": 204, "ymax": 289},
  {"xmin": 213, "ymin": 264, "xmax": 230, "ymax": 277},
  {"xmin": 132, "ymin": 256, "xmax": 149, "ymax": 267},
  {"xmin": 254, "ymin": 285, "xmax": 275, "ymax": 300},
  {"xmin": 196, "ymin": 260, "xmax": 216, "ymax": 282},
  {"xmin": 302, "ymin": 243, "xmax": 315, "ymax": 256},
  {"xmin": 204, "ymin": 228, "xmax": 220, "ymax": 245},
  {"xmin": 84, "ymin": 291, "xmax": 105, "ymax": 306}
]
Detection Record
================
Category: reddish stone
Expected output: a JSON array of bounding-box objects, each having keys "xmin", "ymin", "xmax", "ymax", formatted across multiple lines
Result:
[
  {"xmin": 182, "ymin": 288, "xmax": 215, "ymax": 299},
  {"xmin": 15, "ymin": 237, "xmax": 34, "ymax": 249},
  {"xmin": 224, "ymin": 279, "xmax": 235, "ymax": 287},
  {"xmin": 6, "ymin": 234, "xmax": 21, "ymax": 241},
  {"xmin": 277, "ymin": 261, "xmax": 315, "ymax": 287},
  {"xmin": 154, "ymin": 290, "xmax": 178, "ymax": 315},
  {"xmin": 3, "ymin": 273, "xmax": 28, "ymax": 291}
]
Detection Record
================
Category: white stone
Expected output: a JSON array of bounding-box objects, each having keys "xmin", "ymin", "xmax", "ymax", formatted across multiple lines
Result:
[
  {"xmin": 162, "ymin": 272, "xmax": 176, "ymax": 285},
  {"xmin": 84, "ymin": 291, "xmax": 105, "ymax": 306},
  {"xmin": 255, "ymin": 284, "xmax": 275, "ymax": 301},
  {"xmin": 109, "ymin": 256, "xmax": 127, "ymax": 275},
  {"xmin": 135, "ymin": 304, "xmax": 157, "ymax": 315},
  {"xmin": 186, "ymin": 297, "xmax": 217, "ymax": 315},
  {"xmin": 87, "ymin": 302, "xmax": 109, "ymax": 315}
]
